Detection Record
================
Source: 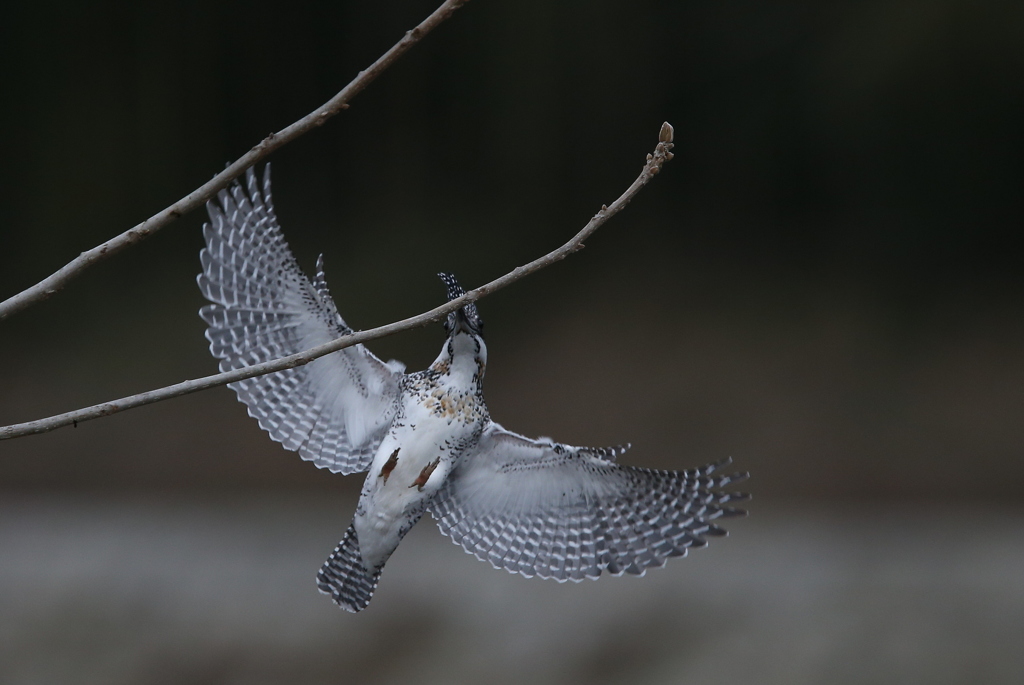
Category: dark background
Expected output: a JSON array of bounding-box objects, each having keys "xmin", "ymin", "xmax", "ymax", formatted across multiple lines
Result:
[
  {"xmin": 3, "ymin": 0, "xmax": 1022, "ymax": 498},
  {"xmin": 1, "ymin": 1, "xmax": 1023, "ymax": 683}
]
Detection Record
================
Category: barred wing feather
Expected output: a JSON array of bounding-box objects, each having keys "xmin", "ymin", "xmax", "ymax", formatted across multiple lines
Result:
[
  {"xmin": 198, "ymin": 166, "xmax": 402, "ymax": 475},
  {"xmin": 430, "ymin": 422, "xmax": 748, "ymax": 581}
]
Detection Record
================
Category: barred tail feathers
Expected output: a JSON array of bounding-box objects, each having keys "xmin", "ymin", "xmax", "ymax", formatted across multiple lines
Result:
[{"xmin": 316, "ymin": 524, "xmax": 382, "ymax": 613}]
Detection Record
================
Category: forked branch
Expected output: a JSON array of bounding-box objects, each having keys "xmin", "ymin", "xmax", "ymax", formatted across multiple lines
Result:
[
  {"xmin": 0, "ymin": 0, "xmax": 471, "ymax": 321},
  {"xmin": 0, "ymin": 123, "xmax": 675, "ymax": 440}
]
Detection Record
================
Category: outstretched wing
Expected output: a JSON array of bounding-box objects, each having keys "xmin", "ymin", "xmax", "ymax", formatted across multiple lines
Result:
[
  {"xmin": 429, "ymin": 422, "xmax": 748, "ymax": 581},
  {"xmin": 198, "ymin": 166, "xmax": 403, "ymax": 474}
]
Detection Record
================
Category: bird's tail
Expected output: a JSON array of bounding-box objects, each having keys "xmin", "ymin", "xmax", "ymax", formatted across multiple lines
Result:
[{"xmin": 316, "ymin": 524, "xmax": 382, "ymax": 613}]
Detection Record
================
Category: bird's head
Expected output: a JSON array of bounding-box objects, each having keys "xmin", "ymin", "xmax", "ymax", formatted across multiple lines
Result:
[
  {"xmin": 435, "ymin": 273, "xmax": 487, "ymax": 378},
  {"xmin": 439, "ymin": 272, "xmax": 483, "ymax": 339}
]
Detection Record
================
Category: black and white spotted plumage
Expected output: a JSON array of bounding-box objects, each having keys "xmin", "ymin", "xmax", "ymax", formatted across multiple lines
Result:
[
  {"xmin": 316, "ymin": 524, "xmax": 381, "ymax": 612},
  {"xmin": 198, "ymin": 166, "xmax": 749, "ymax": 612},
  {"xmin": 430, "ymin": 424, "xmax": 747, "ymax": 581},
  {"xmin": 198, "ymin": 166, "xmax": 403, "ymax": 475}
]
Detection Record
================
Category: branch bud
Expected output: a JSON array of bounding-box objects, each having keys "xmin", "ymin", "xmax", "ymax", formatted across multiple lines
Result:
[{"xmin": 659, "ymin": 121, "xmax": 674, "ymax": 143}]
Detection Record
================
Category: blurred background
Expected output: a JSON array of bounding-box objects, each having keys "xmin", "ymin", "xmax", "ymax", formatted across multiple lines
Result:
[{"xmin": 2, "ymin": 0, "xmax": 1023, "ymax": 682}]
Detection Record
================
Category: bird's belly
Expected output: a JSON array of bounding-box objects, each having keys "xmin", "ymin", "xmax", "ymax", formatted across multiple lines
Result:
[
  {"xmin": 353, "ymin": 494, "xmax": 416, "ymax": 570},
  {"xmin": 354, "ymin": 412, "xmax": 473, "ymax": 569}
]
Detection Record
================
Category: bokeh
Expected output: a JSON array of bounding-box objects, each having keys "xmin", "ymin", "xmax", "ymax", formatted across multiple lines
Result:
[{"xmin": 2, "ymin": 0, "xmax": 1023, "ymax": 683}]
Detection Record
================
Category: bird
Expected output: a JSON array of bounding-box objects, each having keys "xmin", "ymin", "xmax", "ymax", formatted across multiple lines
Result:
[{"xmin": 197, "ymin": 165, "xmax": 749, "ymax": 613}]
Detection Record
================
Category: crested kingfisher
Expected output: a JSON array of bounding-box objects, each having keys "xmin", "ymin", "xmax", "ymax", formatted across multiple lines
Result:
[{"xmin": 198, "ymin": 166, "xmax": 749, "ymax": 612}]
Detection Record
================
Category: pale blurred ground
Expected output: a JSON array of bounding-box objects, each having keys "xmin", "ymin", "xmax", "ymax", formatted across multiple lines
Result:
[{"xmin": 1, "ymin": 495, "xmax": 1022, "ymax": 685}]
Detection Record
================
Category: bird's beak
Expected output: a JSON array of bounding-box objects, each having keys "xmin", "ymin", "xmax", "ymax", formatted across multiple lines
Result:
[{"xmin": 453, "ymin": 307, "xmax": 474, "ymax": 335}]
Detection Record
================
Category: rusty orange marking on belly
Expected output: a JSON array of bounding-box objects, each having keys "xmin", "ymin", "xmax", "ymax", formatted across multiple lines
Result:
[
  {"xmin": 379, "ymin": 448, "xmax": 400, "ymax": 484},
  {"xmin": 409, "ymin": 458, "xmax": 440, "ymax": 491}
]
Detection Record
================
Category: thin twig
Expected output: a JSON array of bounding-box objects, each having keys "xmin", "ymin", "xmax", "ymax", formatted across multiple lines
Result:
[
  {"xmin": 0, "ymin": 123, "xmax": 675, "ymax": 440},
  {"xmin": 0, "ymin": 0, "xmax": 471, "ymax": 322}
]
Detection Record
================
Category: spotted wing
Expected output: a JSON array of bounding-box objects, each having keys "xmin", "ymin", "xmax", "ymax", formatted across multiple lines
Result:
[
  {"xmin": 198, "ymin": 166, "xmax": 403, "ymax": 474},
  {"xmin": 429, "ymin": 422, "xmax": 748, "ymax": 581}
]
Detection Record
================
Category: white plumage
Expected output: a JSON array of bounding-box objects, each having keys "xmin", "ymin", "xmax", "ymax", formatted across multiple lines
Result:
[{"xmin": 198, "ymin": 166, "xmax": 749, "ymax": 612}]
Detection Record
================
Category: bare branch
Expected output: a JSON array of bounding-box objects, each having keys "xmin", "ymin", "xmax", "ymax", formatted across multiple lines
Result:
[
  {"xmin": 0, "ymin": 124, "xmax": 675, "ymax": 440},
  {"xmin": 0, "ymin": 0, "xmax": 472, "ymax": 322}
]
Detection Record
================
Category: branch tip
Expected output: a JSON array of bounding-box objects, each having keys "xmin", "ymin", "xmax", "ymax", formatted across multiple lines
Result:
[{"xmin": 659, "ymin": 121, "xmax": 674, "ymax": 144}]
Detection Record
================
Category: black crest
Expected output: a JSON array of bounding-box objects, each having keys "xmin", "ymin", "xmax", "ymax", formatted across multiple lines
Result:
[{"xmin": 439, "ymin": 272, "xmax": 466, "ymax": 302}]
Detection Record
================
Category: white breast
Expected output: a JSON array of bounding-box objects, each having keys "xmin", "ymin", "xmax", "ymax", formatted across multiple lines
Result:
[{"xmin": 353, "ymin": 390, "xmax": 482, "ymax": 569}]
